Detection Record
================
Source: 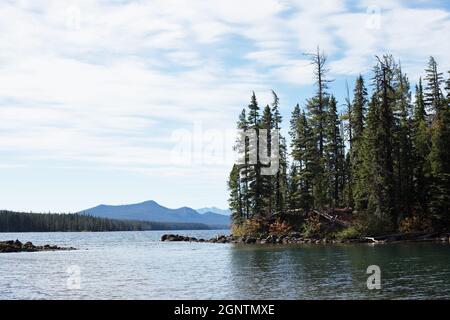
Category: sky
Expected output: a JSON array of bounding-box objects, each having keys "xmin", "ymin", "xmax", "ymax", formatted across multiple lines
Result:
[{"xmin": 0, "ymin": 0, "xmax": 449, "ymax": 212}]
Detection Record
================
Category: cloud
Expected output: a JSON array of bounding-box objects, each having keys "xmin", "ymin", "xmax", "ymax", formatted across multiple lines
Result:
[{"xmin": 0, "ymin": 0, "xmax": 449, "ymax": 178}]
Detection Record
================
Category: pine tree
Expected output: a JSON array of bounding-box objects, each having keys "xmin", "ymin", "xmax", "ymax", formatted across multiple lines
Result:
[
  {"xmin": 287, "ymin": 163, "xmax": 300, "ymax": 210},
  {"xmin": 362, "ymin": 56, "xmax": 397, "ymax": 224},
  {"xmin": 393, "ymin": 64, "xmax": 414, "ymax": 218},
  {"xmin": 236, "ymin": 108, "xmax": 250, "ymax": 219},
  {"xmin": 350, "ymin": 75, "xmax": 368, "ymax": 209},
  {"xmin": 260, "ymin": 104, "xmax": 274, "ymax": 217},
  {"xmin": 271, "ymin": 90, "xmax": 287, "ymax": 215},
  {"xmin": 352, "ymin": 75, "xmax": 368, "ymax": 140},
  {"xmin": 246, "ymin": 92, "xmax": 263, "ymax": 217},
  {"xmin": 412, "ymin": 78, "xmax": 431, "ymax": 213},
  {"xmin": 305, "ymin": 47, "xmax": 332, "ymax": 157},
  {"xmin": 428, "ymin": 65, "xmax": 450, "ymax": 228},
  {"xmin": 324, "ymin": 95, "xmax": 345, "ymax": 208},
  {"xmin": 424, "ymin": 56, "xmax": 444, "ymax": 117},
  {"xmin": 289, "ymin": 106, "xmax": 316, "ymax": 211},
  {"xmin": 228, "ymin": 165, "xmax": 244, "ymax": 224}
]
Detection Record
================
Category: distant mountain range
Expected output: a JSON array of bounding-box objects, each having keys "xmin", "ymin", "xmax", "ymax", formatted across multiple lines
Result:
[
  {"xmin": 196, "ymin": 207, "xmax": 231, "ymax": 216},
  {"xmin": 79, "ymin": 200, "xmax": 230, "ymax": 229}
]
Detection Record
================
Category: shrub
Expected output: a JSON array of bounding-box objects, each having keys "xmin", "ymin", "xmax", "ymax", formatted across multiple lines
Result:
[
  {"xmin": 231, "ymin": 218, "xmax": 268, "ymax": 237},
  {"xmin": 302, "ymin": 214, "xmax": 322, "ymax": 237},
  {"xmin": 354, "ymin": 211, "xmax": 395, "ymax": 236},
  {"xmin": 399, "ymin": 214, "xmax": 433, "ymax": 233},
  {"xmin": 334, "ymin": 226, "xmax": 361, "ymax": 240},
  {"xmin": 268, "ymin": 219, "xmax": 292, "ymax": 236}
]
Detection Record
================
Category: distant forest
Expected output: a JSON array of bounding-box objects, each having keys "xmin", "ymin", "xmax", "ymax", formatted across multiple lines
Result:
[
  {"xmin": 228, "ymin": 49, "xmax": 449, "ymax": 237},
  {"xmin": 0, "ymin": 211, "xmax": 211, "ymax": 232}
]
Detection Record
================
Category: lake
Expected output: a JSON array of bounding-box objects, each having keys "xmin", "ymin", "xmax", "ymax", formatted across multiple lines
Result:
[{"xmin": 1, "ymin": 230, "xmax": 449, "ymax": 299}]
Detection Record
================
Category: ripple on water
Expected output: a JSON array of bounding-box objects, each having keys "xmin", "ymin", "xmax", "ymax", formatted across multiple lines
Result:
[{"xmin": 0, "ymin": 231, "xmax": 449, "ymax": 299}]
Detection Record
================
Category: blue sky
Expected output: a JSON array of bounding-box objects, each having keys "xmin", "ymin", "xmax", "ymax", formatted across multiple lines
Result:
[{"xmin": 0, "ymin": 0, "xmax": 449, "ymax": 212}]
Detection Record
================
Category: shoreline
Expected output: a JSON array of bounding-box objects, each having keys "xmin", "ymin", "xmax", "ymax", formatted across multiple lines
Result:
[{"xmin": 161, "ymin": 232, "xmax": 450, "ymax": 245}]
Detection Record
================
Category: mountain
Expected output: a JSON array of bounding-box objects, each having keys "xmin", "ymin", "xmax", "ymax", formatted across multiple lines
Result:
[
  {"xmin": 196, "ymin": 207, "xmax": 231, "ymax": 216},
  {"xmin": 79, "ymin": 200, "xmax": 230, "ymax": 228}
]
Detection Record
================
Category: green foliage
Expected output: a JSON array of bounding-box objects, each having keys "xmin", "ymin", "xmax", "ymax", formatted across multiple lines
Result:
[
  {"xmin": 0, "ymin": 211, "xmax": 210, "ymax": 232},
  {"xmin": 231, "ymin": 218, "xmax": 268, "ymax": 238},
  {"xmin": 228, "ymin": 53, "xmax": 450, "ymax": 236},
  {"xmin": 333, "ymin": 226, "xmax": 361, "ymax": 240},
  {"xmin": 301, "ymin": 214, "xmax": 322, "ymax": 238}
]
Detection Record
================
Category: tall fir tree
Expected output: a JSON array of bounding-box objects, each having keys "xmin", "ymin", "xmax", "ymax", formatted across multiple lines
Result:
[
  {"xmin": 424, "ymin": 56, "xmax": 445, "ymax": 117},
  {"xmin": 260, "ymin": 104, "xmax": 274, "ymax": 217},
  {"xmin": 246, "ymin": 92, "xmax": 263, "ymax": 217},
  {"xmin": 411, "ymin": 78, "xmax": 431, "ymax": 213},
  {"xmin": 393, "ymin": 64, "xmax": 414, "ymax": 218},
  {"xmin": 324, "ymin": 95, "xmax": 345, "ymax": 208}
]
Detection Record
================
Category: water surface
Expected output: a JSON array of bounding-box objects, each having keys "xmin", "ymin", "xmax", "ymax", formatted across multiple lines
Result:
[{"xmin": 1, "ymin": 231, "xmax": 449, "ymax": 299}]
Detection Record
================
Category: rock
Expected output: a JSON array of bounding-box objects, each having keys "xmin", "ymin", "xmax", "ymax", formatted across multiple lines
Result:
[
  {"xmin": 244, "ymin": 237, "xmax": 256, "ymax": 244},
  {"xmin": 24, "ymin": 241, "xmax": 33, "ymax": 248},
  {"xmin": 290, "ymin": 232, "xmax": 302, "ymax": 239},
  {"xmin": 0, "ymin": 240, "xmax": 75, "ymax": 253},
  {"xmin": 161, "ymin": 234, "xmax": 184, "ymax": 241},
  {"xmin": 216, "ymin": 235, "xmax": 228, "ymax": 243},
  {"xmin": 217, "ymin": 237, "xmax": 227, "ymax": 244},
  {"xmin": 265, "ymin": 235, "xmax": 277, "ymax": 244}
]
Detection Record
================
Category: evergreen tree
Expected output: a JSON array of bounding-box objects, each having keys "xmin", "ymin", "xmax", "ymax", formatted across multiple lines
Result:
[
  {"xmin": 271, "ymin": 90, "xmax": 287, "ymax": 215},
  {"xmin": 393, "ymin": 64, "xmax": 414, "ymax": 218},
  {"xmin": 228, "ymin": 164, "xmax": 244, "ymax": 224},
  {"xmin": 424, "ymin": 56, "xmax": 444, "ymax": 117},
  {"xmin": 324, "ymin": 95, "xmax": 345, "ymax": 208},
  {"xmin": 352, "ymin": 75, "xmax": 368, "ymax": 140},
  {"xmin": 246, "ymin": 92, "xmax": 263, "ymax": 217},
  {"xmin": 236, "ymin": 108, "xmax": 250, "ymax": 219},
  {"xmin": 350, "ymin": 75, "xmax": 368, "ymax": 209},
  {"xmin": 428, "ymin": 65, "xmax": 450, "ymax": 228},
  {"xmin": 260, "ymin": 104, "xmax": 274, "ymax": 217},
  {"xmin": 412, "ymin": 78, "xmax": 431, "ymax": 213},
  {"xmin": 289, "ymin": 106, "xmax": 316, "ymax": 211},
  {"xmin": 305, "ymin": 47, "xmax": 332, "ymax": 157}
]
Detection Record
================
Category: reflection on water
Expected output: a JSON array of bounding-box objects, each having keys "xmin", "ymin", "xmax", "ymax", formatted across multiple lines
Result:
[
  {"xmin": 229, "ymin": 243, "xmax": 450, "ymax": 299},
  {"xmin": 0, "ymin": 231, "xmax": 449, "ymax": 299}
]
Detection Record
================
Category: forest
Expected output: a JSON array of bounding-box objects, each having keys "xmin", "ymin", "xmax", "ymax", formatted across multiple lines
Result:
[
  {"xmin": 228, "ymin": 49, "xmax": 450, "ymax": 238},
  {"xmin": 0, "ymin": 211, "xmax": 211, "ymax": 232}
]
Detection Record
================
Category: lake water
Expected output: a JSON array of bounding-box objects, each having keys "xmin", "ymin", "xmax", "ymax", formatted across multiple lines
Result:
[{"xmin": 1, "ymin": 230, "xmax": 449, "ymax": 299}]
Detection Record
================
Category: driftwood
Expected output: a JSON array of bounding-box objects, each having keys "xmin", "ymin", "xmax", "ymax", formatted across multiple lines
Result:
[
  {"xmin": 311, "ymin": 210, "xmax": 350, "ymax": 227},
  {"xmin": 364, "ymin": 232, "xmax": 449, "ymax": 243},
  {"xmin": 272, "ymin": 208, "xmax": 353, "ymax": 227}
]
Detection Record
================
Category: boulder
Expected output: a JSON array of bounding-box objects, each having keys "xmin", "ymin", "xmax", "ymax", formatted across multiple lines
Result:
[{"xmin": 244, "ymin": 237, "xmax": 256, "ymax": 244}]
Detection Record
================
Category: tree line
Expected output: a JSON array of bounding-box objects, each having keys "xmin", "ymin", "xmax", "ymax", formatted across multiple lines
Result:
[
  {"xmin": 228, "ymin": 49, "xmax": 450, "ymax": 236},
  {"xmin": 0, "ymin": 211, "xmax": 211, "ymax": 232}
]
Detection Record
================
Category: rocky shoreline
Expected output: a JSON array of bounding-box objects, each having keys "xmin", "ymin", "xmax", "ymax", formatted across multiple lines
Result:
[
  {"xmin": 161, "ymin": 232, "xmax": 450, "ymax": 245},
  {"xmin": 0, "ymin": 240, "xmax": 76, "ymax": 253}
]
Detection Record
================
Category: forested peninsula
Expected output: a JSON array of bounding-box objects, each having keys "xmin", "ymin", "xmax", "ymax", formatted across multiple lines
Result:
[{"xmin": 228, "ymin": 50, "xmax": 450, "ymax": 241}]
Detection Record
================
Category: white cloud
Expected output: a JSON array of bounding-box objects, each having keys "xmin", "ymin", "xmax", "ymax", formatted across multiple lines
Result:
[{"xmin": 0, "ymin": 0, "xmax": 449, "ymax": 178}]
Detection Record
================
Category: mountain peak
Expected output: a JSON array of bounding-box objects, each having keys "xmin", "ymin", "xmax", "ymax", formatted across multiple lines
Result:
[
  {"xmin": 196, "ymin": 207, "xmax": 231, "ymax": 216},
  {"xmin": 79, "ymin": 200, "xmax": 230, "ymax": 228}
]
